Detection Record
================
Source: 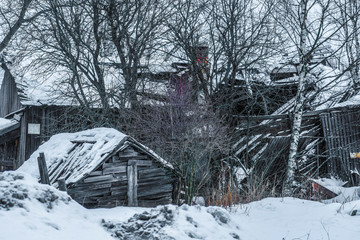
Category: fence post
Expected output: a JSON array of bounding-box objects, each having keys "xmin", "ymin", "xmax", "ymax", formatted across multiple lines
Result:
[{"xmin": 37, "ymin": 152, "xmax": 50, "ymax": 185}]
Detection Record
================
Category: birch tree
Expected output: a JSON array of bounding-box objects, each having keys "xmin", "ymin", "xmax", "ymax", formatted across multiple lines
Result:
[{"xmin": 278, "ymin": 0, "xmax": 336, "ymax": 195}]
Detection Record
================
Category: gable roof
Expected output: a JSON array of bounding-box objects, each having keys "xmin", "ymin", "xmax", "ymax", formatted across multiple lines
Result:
[{"xmin": 19, "ymin": 128, "xmax": 173, "ymax": 185}]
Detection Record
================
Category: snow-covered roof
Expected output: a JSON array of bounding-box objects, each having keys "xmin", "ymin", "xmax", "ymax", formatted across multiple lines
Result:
[
  {"xmin": 19, "ymin": 128, "xmax": 173, "ymax": 185},
  {"xmin": 0, "ymin": 117, "xmax": 19, "ymax": 135}
]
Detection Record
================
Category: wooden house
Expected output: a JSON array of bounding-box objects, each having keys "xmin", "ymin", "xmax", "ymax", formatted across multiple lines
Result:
[
  {"xmin": 233, "ymin": 70, "xmax": 360, "ymax": 187},
  {"xmin": 0, "ymin": 62, "xmax": 73, "ymax": 171},
  {"xmin": 30, "ymin": 128, "xmax": 177, "ymax": 208}
]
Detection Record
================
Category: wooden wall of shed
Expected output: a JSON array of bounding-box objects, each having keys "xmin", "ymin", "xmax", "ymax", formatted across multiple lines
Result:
[
  {"xmin": 67, "ymin": 146, "xmax": 174, "ymax": 208},
  {"xmin": 0, "ymin": 129, "xmax": 20, "ymax": 171},
  {"xmin": 0, "ymin": 64, "xmax": 22, "ymax": 117},
  {"xmin": 320, "ymin": 110, "xmax": 360, "ymax": 181},
  {"xmin": 23, "ymin": 106, "xmax": 68, "ymax": 160}
]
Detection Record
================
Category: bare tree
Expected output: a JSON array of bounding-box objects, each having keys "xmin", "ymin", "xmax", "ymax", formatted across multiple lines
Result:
[
  {"xmin": 209, "ymin": 0, "xmax": 276, "ymax": 98},
  {"xmin": 334, "ymin": 0, "xmax": 360, "ymax": 97},
  {"xmin": 0, "ymin": 0, "xmax": 34, "ymax": 54},
  {"xmin": 105, "ymin": 0, "xmax": 170, "ymax": 108},
  {"xmin": 164, "ymin": 0, "xmax": 211, "ymax": 103},
  {"xmin": 127, "ymin": 86, "xmax": 231, "ymax": 204}
]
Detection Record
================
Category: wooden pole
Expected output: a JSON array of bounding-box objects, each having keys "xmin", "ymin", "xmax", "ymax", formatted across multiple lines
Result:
[
  {"xmin": 37, "ymin": 152, "xmax": 50, "ymax": 185},
  {"xmin": 127, "ymin": 161, "xmax": 138, "ymax": 207},
  {"xmin": 58, "ymin": 177, "xmax": 67, "ymax": 192}
]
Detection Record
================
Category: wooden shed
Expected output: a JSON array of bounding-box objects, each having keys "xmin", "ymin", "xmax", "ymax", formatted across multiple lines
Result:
[{"xmin": 36, "ymin": 128, "xmax": 177, "ymax": 208}]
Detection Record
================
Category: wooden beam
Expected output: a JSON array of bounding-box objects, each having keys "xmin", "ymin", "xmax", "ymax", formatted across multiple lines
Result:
[
  {"xmin": 17, "ymin": 112, "xmax": 26, "ymax": 168},
  {"xmin": 37, "ymin": 152, "xmax": 50, "ymax": 185},
  {"xmin": 103, "ymin": 165, "xmax": 127, "ymax": 175},
  {"xmin": 128, "ymin": 160, "xmax": 152, "ymax": 166},
  {"xmin": 58, "ymin": 177, "xmax": 67, "ymax": 192},
  {"xmin": 127, "ymin": 164, "xmax": 138, "ymax": 207}
]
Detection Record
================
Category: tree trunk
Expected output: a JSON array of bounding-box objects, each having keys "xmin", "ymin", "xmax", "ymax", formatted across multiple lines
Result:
[{"xmin": 283, "ymin": 0, "xmax": 308, "ymax": 196}]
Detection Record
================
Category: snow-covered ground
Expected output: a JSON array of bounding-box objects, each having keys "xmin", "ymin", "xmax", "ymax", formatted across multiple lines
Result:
[{"xmin": 0, "ymin": 171, "xmax": 359, "ymax": 240}]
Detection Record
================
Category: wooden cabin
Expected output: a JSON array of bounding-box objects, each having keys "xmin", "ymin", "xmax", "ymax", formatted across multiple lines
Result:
[{"xmin": 38, "ymin": 128, "xmax": 177, "ymax": 208}]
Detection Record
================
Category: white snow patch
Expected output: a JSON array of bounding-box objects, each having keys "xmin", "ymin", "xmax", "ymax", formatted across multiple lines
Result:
[{"xmin": 0, "ymin": 117, "xmax": 18, "ymax": 132}]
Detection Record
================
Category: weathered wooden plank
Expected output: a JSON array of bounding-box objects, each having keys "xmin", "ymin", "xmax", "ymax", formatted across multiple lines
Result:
[
  {"xmin": 67, "ymin": 183, "xmax": 112, "ymax": 193},
  {"xmin": 137, "ymin": 183, "xmax": 172, "ymax": 196},
  {"xmin": 128, "ymin": 160, "xmax": 152, "ymax": 166},
  {"xmin": 119, "ymin": 155, "xmax": 148, "ymax": 161},
  {"xmin": 320, "ymin": 113, "xmax": 337, "ymax": 174},
  {"xmin": 71, "ymin": 188, "xmax": 110, "ymax": 198},
  {"xmin": 48, "ymin": 159, "xmax": 64, "ymax": 181},
  {"xmin": 103, "ymin": 162, "xmax": 128, "ymax": 169},
  {"xmin": 110, "ymin": 188, "xmax": 128, "ymax": 195},
  {"xmin": 98, "ymin": 194, "xmax": 127, "ymax": 202},
  {"xmin": 138, "ymin": 191, "xmax": 173, "ymax": 201},
  {"xmin": 49, "ymin": 143, "xmax": 84, "ymax": 184},
  {"xmin": 37, "ymin": 152, "xmax": 50, "ymax": 185},
  {"xmin": 71, "ymin": 139, "xmax": 97, "ymax": 144},
  {"xmin": 110, "ymin": 185, "xmax": 128, "ymax": 191},
  {"xmin": 138, "ymin": 168, "xmax": 166, "ymax": 177},
  {"xmin": 103, "ymin": 166, "xmax": 127, "ymax": 174},
  {"xmin": 88, "ymin": 171, "xmax": 103, "ymax": 176},
  {"xmin": 138, "ymin": 175, "xmax": 172, "ymax": 184},
  {"xmin": 83, "ymin": 174, "xmax": 114, "ymax": 183},
  {"xmin": 138, "ymin": 176, "xmax": 173, "ymax": 186}
]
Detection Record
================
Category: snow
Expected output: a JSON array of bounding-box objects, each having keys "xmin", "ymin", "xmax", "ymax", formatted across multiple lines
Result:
[
  {"xmin": 1, "ymin": 170, "xmax": 359, "ymax": 240},
  {"xmin": 0, "ymin": 172, "xmax": 114, "ymax": 240},
  {"xmin": 18, "ymin": 128, "xmax": 127, "ymax": 182},
  {"xmin": 0, "ymin": 117, "xmax": 13, "ymax": 127},
  {"xmin": 0, "ymin": 117, "xmax": 18, "ymax": 132}
]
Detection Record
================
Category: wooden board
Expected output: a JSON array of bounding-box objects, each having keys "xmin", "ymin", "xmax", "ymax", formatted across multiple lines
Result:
[{"xmin": 103, "ymin": 166, "xmax": 127, "ymax": 174}]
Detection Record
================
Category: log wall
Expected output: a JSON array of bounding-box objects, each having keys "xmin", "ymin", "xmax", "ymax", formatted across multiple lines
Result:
[{"xmin": 68, "ymin": 146, "xmax": 174, "ymax": 208}]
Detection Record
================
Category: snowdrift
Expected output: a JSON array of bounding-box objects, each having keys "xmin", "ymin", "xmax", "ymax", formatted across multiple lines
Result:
[{"xmin": 0, "ymin": 171, "xmax": 359, "ymax": 240}]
